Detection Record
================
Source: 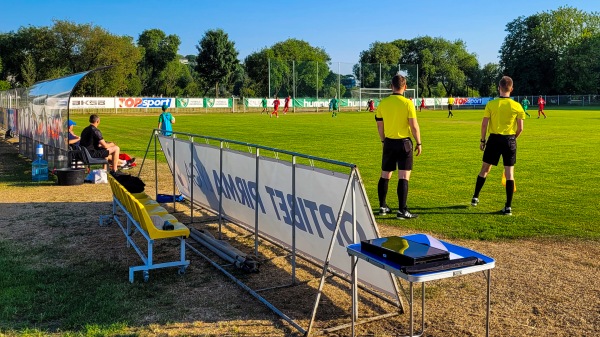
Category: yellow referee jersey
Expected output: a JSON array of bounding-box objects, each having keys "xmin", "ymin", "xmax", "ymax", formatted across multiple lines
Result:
[
  {"xmin": 484, "ymin": 97, "xmax": 526, "ymax": 135},
  {"xmin": 375, "ymin": 94, "xmax": 417, "ymax": 139}
]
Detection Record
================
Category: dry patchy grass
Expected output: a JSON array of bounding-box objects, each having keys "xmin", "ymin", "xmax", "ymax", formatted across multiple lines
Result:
[{"xmin": 0, "ymin": 135, "xmax": 598, "ymax": 337}]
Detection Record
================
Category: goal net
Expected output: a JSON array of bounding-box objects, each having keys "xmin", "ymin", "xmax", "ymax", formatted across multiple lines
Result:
[
  {"xmin": 358, "ymin": 88, "xmax": 417, "ymax": 110},
  {"xmin": 355, "ymin": 63, "xmax": 418, "ymax": 110}
]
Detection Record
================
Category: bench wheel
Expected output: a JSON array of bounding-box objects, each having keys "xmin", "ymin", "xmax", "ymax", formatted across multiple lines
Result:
[
  {"xmin": 143, "ymin": 271, "xmax": 149, "ymax": 282},
  {"xmin": 178, "ymin": 266, "xmax": 187, "ymax": 275}
]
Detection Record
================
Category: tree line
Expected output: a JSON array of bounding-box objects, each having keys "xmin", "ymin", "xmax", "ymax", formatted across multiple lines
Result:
[{"xmin": 0, "ymin": 6, "xmax": 598, "ymax": 97}]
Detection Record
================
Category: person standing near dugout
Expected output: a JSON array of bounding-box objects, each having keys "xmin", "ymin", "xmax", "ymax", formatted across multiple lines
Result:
[
  {"xmin": 158, "ymin": 104, "xmax": 175, "ymax": 136},
  {"xmin": 375, "ymin": 74, "xmax": 422, "ymax": 219},
  {"xmin": 471, "ymin": 76, "xmax": 525, "ymax": 215}
]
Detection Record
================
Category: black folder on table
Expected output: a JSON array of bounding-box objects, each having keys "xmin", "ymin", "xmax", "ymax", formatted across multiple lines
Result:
[{"xmin": 361, "ymin": 236, "xmax": 450, "ymax": 266}]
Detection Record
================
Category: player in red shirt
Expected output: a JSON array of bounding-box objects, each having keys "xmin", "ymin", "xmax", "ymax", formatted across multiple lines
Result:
[
  {"xmin": 367, "ymin": 99, "xmax": 375, "ymax": 112},
  {"xmin": 283, "ymin": 95, "xmax": 290, "ymax": 114},
  {"xmin": 271, "ymin": 96, "xmax": 280, "ymax": 118},
  {"xmin": 537, "ymin": 95, "xmax": 546, "ymax": 118},
  {"xmin": 419, "ymin": 97, "xmax": 426, "ymax": 112}
]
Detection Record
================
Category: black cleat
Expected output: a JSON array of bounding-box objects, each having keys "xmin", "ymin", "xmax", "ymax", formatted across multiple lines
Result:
[
  {"xmin": 397, "ymin": 209, "xmax": 418, "ymax": 219},
  {"xmin": 379, "ymin": 207, "xmax": 391, "ymax": 215}
]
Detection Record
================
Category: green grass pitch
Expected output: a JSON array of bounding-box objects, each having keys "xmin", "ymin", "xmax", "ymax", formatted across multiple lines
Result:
[{"xmin": 73, "ymin": 108, "xmax": 600, "ymax": 241}]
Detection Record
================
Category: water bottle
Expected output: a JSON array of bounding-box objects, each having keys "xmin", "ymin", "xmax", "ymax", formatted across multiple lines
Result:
[{"xmin": 32, "ymin": 144, "xmax": 48, "ymax": 182}]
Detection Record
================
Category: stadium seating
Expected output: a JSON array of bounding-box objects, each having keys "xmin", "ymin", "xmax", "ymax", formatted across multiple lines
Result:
[{"xmin": 106, "ymin": 174, "xmax": 190, "ymax": 282}]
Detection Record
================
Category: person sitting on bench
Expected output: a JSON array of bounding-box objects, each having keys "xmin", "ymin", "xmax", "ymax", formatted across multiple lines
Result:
[
  {"xmin": 68, "ymin": 120, "xmax": 81, "ymax": 146},
  {"xmin": 79, "ymin": 114, "xmax": 121, "ymax": 172}
]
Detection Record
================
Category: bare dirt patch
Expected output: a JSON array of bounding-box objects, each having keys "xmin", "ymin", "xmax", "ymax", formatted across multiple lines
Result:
[{"xmin": 0, "ymin": 136, "xmax": 598, "ymax": 337}]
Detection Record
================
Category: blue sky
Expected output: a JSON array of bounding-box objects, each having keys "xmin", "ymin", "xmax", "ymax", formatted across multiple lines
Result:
[{"xmin": 2, "ymin": 0, "xmax": 599, "ymax": 68}]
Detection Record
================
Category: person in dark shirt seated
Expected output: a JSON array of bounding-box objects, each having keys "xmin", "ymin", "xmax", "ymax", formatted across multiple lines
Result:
[{"xmin": 79, "ymin": 114, "xmax": 121, "ymax": 172}]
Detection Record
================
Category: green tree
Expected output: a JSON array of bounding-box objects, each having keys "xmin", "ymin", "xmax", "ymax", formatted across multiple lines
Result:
[
  {"xmin": 500, "ymin": 6, "xmax": 600, "ymax": 94},
  {"xmin": 0, "ymin": 21, "xmax": 141, "ymax": 94},
  {"xmin": 195, "ymin": 29, "xmax": 239, "ymax": 97},
  {"xmin": 244, "ymin": 49, "xmax": 273, "ymax": 97},
  {"xmin": 137, "ymin": 29, "xmax": 180, "ymax": 95},
  {"xmin": 0, "ymin": 55, "xmax": 8, "ymax": 89},
  {"xmin": 20, "ymin": 53, "xmax": 36, "ymax": 87},
  {"xmin": 74, "ymin": 33, "xmax": 142, "ymax": 96},
  {"xmin": 354, "ymin": 41, "xmax": 402, "ymax": 88},
  {"xmin": 355, "ymin": 37, "xmax": 479, "ymax": 97},
  {"xmin": 323, "ymin": 71, "xmax": 346, "ymax": 98},
  {"xmin": 0, "ymin": 26, "xmax": 58, "ymax": 85},
  {"xmin": 479, "ymin": 63, "xmax": 502, "ymax": 97},
  {"xmin": 556, "ymin": 34, "xmax": 600, "ymax": 94},
  {"xmin": 244, "ymin": 39, "xmax": 330, "ymax": 98}
]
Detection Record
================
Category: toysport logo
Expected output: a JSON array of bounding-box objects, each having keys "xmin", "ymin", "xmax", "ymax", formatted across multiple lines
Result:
[
  {"xmin": 455, "ymin": 97, "xmax": 483, "ymax": 105},
  {"xmin": 140, "ymin": 98, "xmax": 171, "ymax": 108},
  {"xmin": 118, "ymin": 97, "xmax": 172, "ymax": 108}
]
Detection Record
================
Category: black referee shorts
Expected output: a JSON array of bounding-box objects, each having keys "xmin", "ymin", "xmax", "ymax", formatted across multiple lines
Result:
[
  {"xmin": 381, "ymin": 138, "xmax": 413, "ymax": 171},
  {"xmin": 483, "ymin": 133, "xmax": 517, "ymax": 166}
]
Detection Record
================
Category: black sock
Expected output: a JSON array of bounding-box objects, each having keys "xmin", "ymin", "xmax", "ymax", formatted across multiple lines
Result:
[
  {"xmin": 378, "ymin": 178, "xmax": 389, "ymax": 208},
  {"xmin": 397, "ymin": 179, "xmax": 409, "ymax": 210},
  {"xmin": 473, "ymin": 175, "xmax": 486, "ymax": 198},
  {"xmin": 505, "ymin": 180, "xmax": 514, "ymax": 208}
]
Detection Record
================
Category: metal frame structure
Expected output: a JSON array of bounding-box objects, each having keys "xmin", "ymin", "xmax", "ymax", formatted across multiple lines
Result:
[
  {"xmin": 137, "ymin": 129, "xmax": 404, "ymax": 336},
  {"xmin": 107, "ymin": 175, "xmax": 190, "ymax": 283},
  {"xmin": 347, "ymin": 235, "xmax": 495, "ymax": 337}
]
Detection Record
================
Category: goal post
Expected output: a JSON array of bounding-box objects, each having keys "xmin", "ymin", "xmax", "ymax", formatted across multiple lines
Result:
[
  {"xmin": 358, "ymin": 88, "xmax": 391, "ymax": 111},
  {"xmin": 358, "ymin": 88, "xmax": 417, "ymax": 110},
  {"xmin": 356, "ymin": 63, "xmax": 419, "ymax": 110},
  {"xmin": 404, "ymin": 88, "xmax": 416, "ymax": 99}
]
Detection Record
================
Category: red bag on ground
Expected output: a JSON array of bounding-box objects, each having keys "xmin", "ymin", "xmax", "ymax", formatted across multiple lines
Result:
[{"xmin": 119, "ymin": 153, "xmax": 136, "ymax": 167}]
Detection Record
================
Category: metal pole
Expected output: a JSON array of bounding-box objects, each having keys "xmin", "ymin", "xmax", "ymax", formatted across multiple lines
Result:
[
  {"xmin": 185, "ymin": 243, "xmax": 307, "ymax": 334},
  {"xmin": 293, "ymin": 61, "xmax": 296, "ymax": 113},
  {"xmin": 486, "ymin": 269, "xmax": 491, "ymax": 337},
  {"xmin": 190, "ymin": 137, "xmax": 195, "ymax": 223},
  {"xmin": 410, "ymin": 282, "xmax": 414, "ymax": 337},
  {"xmin": 154, "ymin": 132, "xmax": 158, "ymax": 199},
  {"xmin": 379, "ymin": 63, "xmax": 382, "ymax": 99},
  {"xmin": 351, "ymin": 169, "xmax": 358, "ymax": 319},
  {"xmin": 218, "ymin": 140, "xmax": 224, "ymax": 239},
  {"xmin": 291, "ymin": 155, "xmax": 297, "ymax": 284},
  {"xmin": 316, "ymin": 61, "xmax": 319, "ymax": 112},
  {"xmin": 359, "ymin": 63, "xmax": 362, "ymax": 110},
  {"xmin": 338, "ymin": 62, "xmax": 341, "ymax": 103},
  {"xmin": 306, "ymin": 170, "xmax": 356, "ymax": 336},
  {"xmin": 416, "ymin": 64, "xmax": 419, "ymax": 98},
  {"xmin": 172, "ymin": 136, "xmax": 176, "ymax": 212},
  {"xmin": 254, "ymin": 148, "xmax": 260, "ymax": 257},
  {"xmin": 268, "ymin": 58, "xmax": 271, "ymax": 98}
]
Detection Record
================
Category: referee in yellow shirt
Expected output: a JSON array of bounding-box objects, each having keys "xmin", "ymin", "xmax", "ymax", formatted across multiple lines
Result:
[
  {"xmin": 471, "ymin": 76, "xmax": 525, "ymax": 215},
  {"xmin": 375, "ymin": 74, "xmax": 422, "ymax": 219},
  {"xmin": 447, "ymin": 95, "xmax": 454, "ymax": 118}
]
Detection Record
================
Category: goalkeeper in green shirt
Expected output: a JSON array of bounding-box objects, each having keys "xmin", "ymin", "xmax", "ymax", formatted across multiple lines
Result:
[{"xmin": 521, "ymin": 97, "xmax": 531, "ymax": 118}]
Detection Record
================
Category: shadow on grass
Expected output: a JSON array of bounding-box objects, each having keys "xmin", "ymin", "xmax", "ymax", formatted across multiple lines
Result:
[{"xmin": 373, "ymin": 204, "xmax": 513, "ymax": 217}]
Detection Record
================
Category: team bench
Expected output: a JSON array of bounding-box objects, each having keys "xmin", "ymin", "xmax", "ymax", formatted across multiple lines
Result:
[{"xmin": 106, "ymin": 174, "xmax": 190, "ymax": 282}]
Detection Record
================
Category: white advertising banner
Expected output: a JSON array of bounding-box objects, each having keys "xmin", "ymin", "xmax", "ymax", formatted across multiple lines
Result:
[
  {"xmin": 69, "ymin": 97, "xmax": 115, "ymax": 109},
  {"xmin": 205, "ymin": 98, "xmax": 230, "ymax": 108},
  {"xmin": 176, "ymin": 98, "xmax": 204, "ymax": 108},
  {"xmin": 159, "ymin": 136, "xmax": 396, "ymax": 296}
]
